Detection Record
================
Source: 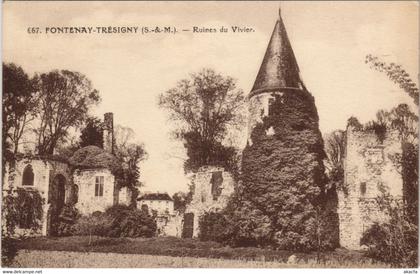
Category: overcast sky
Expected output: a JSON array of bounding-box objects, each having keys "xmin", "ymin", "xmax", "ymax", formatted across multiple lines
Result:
[{"xmin": 4, "ymin": 1, "xmax": 418, "ymax": 194}]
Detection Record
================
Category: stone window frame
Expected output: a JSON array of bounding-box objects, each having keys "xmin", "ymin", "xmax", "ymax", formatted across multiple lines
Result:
[
  {"xmin": 95, "ymin": 176, "xmax": 104, "ymax": 197},
  {"xmin": 21, "ymin": 164, "xmax": 35, "ymax": 187}
]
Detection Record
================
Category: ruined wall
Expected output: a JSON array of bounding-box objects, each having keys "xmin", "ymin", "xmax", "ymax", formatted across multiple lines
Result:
[
  {"xmin": 3, "ymin": 158, "xmax": 72, "ymax": 236},
  {"xmin": 118, "ymin": 187, "xmax": 132, "ymax": 206},
  {"xmin": 73, "ymin": 168, "xmax": 115, "ymax": 215},
  {"xmin": 162, "ymin": 213, "xmax": 183, "ymax": 237},
  {"xmin": 338, "ymin": 126, "xmax": 403, "ymax": 249},
  {"xmin": 184, "ymin": 166, "xmax": 235, "ymax": 237},
  {"xmin": 247, "ymin": 92, "xmax": 276, "ymax": 145}
]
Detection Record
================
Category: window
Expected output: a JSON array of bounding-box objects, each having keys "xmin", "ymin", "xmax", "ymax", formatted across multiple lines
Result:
[
  {"xmin": 73, "ymin": 185, "xmax": 79, "ymax": 204},
  {"xmin": 95, "ymin": 176, "xmax": 104, "ymax": 197},
  {"xmin": 22, "ymin": 165, "xmax": 34, "ymax": 186},
  {"xmin": 360, "ymin": 182, "xmax": 367, "ymax": 195}
]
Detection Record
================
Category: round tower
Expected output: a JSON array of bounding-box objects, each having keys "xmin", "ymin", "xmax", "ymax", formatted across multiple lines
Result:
[
  {"xmin": 241, "ymin": 10, "xmax": 338, "ymax": 249},
  {"xmin": 247, "ymin": 8, "xmax": 306, "ymax": 144}
]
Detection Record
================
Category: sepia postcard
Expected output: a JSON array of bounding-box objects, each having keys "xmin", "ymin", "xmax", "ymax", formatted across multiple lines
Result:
[{"xmin": 1, "ymin": 0, "xmax": 419, "ymax": 271}]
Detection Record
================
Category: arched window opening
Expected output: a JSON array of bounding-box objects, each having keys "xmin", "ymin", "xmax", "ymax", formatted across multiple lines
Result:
[{"xmin": 22, "ymin": 165, "xmax": 34, "ymax": 186}]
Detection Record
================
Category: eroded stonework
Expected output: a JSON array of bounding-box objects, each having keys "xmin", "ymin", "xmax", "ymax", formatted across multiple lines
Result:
[
  {"xmin": 3, "ymin": 157, "xmax": 72, "ymax": 236},
  {"xmin": 184, "ymin": 166, "xmax": 235, "ymax": 238},
  {"xmin": 247, "ymin": 93, "xmax": 277, "ymax": 145},
  {"xmin": 338, "ymin": 125, "xmax": 403, "ymax": 249}
]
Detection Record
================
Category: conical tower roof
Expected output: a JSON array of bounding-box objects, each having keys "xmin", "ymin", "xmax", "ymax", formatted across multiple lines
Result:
[{"xmin": 250, "ymin": 9, "xmax": 302, "ymax": 96}]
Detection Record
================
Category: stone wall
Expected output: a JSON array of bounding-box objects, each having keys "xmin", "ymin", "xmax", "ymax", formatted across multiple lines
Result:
[
  {"xmin": 3, "ymin": 158, "xmax": 72, "ymax": 236},
  {"xmin": 73, "ymin": 168, "xmax": 116, "ymax": 215},
  {"xmin": 184, "ymin": 166, "xmax": 235, "ymax": 237},
  {"xmin": 338, "ymin": 125, "xmax": 403, "ymax": 249},
  {"xmin": 247, "ymin": 92, "xmax": 276, "ymax": 145},
  {"xmin": 162, "ymin": 213, "xmax": 183, "ymax": 237},
  {"xmin": 118, "ymin": 187, "xmax": 132, "ymax": 206}
]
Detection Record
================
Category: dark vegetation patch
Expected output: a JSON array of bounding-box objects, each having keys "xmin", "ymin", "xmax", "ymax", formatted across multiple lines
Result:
[{"xmin": 239, "ymin": 90, "xmax": 339, "ymax": 250}]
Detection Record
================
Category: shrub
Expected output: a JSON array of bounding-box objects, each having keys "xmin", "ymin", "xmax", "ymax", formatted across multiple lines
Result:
[
  {"xmin": 105, "ymin": 205, "xmax": 157, "ymax": 238},
  {"xmin": 361, "ymin": 196, "xmax": 418, "ymax": 268},
  {"xmin": 73, "ymin": 205, "xmax": 157, "ymax": 238},
  {"xmin": 1, "ymin": 236, "xmax": 18, "ymax": 266},
  {"xmin": 73, "ymin": 212, "xmax": 112, "ymax": 237},
  {"xmin": 55, "ymin": 205, "xmax": 81, "ymax": 236},
  {"xmin": 198, "ymin": 212, "xmax": 230, "ymax": 243},
  {"xmin": 1, "ymin": 188, "xmax": 44, "ymax": 266},
  {"xmin": 2, "ymin": 188, "xmax": 44, "ymax": 236}
]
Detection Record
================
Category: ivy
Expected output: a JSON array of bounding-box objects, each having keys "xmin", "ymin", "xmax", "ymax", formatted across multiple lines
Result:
[
  {"xmin": 238, "ymin": 90, "xmax": 339, "ymax": 251},
  {"xmin": 2, "ymin": 187, "xmax": 45, "ymax": 236}
]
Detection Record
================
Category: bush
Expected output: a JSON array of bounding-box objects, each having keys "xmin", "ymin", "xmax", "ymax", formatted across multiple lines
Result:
[
  {"xmin": 2, "ymin": 188, "xmax": 44, "ymax": 236},
  {"xmin": 361, "ymin": 197, "xmax": 418, "ymax": 268},
  {"xmin": 55, "ymin": 205, "xmax": 80, "ymax": 236},
  {"xmin": 198, "ymin": 212, "xmax": 230, "ymax": 243},
  {"xmin": 105, "ymin": 205, "xmax": 157, "ymax": 237},
  {"xmin": 73, "ymin": 212, "xmax": 112, "ymax": 237},
  {"xmin": 73, "ymin": 205, "xmax": 157, "ymax": 238},
  {"xmin": 1, "ymin": 236, "xmax": 18, "ymax": 266}
]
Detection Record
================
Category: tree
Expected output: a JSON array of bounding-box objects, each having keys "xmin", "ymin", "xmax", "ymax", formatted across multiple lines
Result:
[
  {"xmin": 363, "ymin": 55, "xmax": 418, "ymax": 266},
  {"xmin": 365, "ymin": 54, "xmax": 419, "ymax": 105},
  {"xmin": 361, "ymin": 193, "xmax": 418, "ymax": 267},
  {"xmin": 158, "ymin": 68, "xmax": 245, "ymax": 173},
  {"xmin": 323, "ymin": 130, "xmax": 345, "ymax": 191},
  {"xmin": 366, "ymin": 56, "xmax": 418, "ymax": 221},
  {"xmin": 2, "ymin": 63, "xmax": 38, "ymax": 158},
  {"xmin": 114, "ymin": 125, "xmax": 147, "ymax": 189},
  {"xmin": 172, "ymin": 192, "xmax": 188, "ymax": 213},
  {"xmin": 33, "ymin": 70, "xmax": 100, "ymax": 155},
  {"xmin": 80, "ymin": 116, "xmax": 103, "ymax": 148}
]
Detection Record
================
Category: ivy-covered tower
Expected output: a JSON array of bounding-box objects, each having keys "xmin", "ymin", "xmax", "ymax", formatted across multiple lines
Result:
[{"xmin": 241, "ymin": 9, "xmax": 338, "ymax": 250}]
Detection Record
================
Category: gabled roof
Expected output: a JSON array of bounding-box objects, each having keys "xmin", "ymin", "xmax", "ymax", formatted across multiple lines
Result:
[
  {"xmin": 138, "ymin": 193, "xmax": 173, "ymax": 201},
  {"xmin": 250, "ymin": 9, "xmax": 303, "ymax": 96}
]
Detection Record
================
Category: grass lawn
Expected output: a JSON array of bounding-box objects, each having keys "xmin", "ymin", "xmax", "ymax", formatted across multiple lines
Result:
[{"xmin": 13, "ymin": 236, "xmax": 387, "ymax": 267}]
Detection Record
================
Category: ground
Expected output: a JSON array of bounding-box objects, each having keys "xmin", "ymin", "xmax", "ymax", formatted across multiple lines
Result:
[{"xmin": 6, "ymin": 236, "xmax": 388, "ymax": 268}]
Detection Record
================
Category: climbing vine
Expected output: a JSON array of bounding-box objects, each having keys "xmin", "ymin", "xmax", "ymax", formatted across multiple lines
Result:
[{"xmin": 2, "ymin": 187, "xmax": 44, "ymax": 236}]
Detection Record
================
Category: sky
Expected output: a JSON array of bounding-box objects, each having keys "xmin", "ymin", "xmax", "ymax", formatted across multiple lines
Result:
[{"xmin": 3, "ymin": 1, "xmax": 419, "ymax": 195}]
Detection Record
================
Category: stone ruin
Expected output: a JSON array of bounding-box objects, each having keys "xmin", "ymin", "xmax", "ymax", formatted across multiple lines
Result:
[
  {"xmin": 338, "ymin": 124, "xmax": 403, "ymax": 249},
  {"xmin": 182, "ymin": 166, "xmax": 235, "ymax": 238}
]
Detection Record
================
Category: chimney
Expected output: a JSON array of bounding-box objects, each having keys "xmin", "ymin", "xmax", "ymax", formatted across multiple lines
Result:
[{"xmin": 103, "ymin": 112, "xmax": 115, "ymax": 154}]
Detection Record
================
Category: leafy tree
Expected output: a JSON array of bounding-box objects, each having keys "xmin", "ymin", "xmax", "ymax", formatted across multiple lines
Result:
[
  {"xmin": 362, "ymin": 55, "xmax": 418, "ymax": 266},
  {"xmin": 323, "ymin": 130, "xmax": 345, "ymax": 191},
  {"xmin": 172, "ymin": 191, "xmax": 189, "ymax": 213},
  {"xmin": 80, "ymin": 116, "xmax": 103, "ymax": 148},
  {"xmin": 2, "ymin": 63, "xmax": 38, "ymax": 162},
  {"xmin": 361, "ymin": 194, "xmax": 418, "ymax": 268},
  {"xmin": 158, "ymin": 68, "xmax": 245, "ymax": 173},
  {"xmin": 114, "ymin": 125, "xmax": 147, "ymax": 190},
  {"xmin": 33, "ymin": 70, "xmax": 100, "ymax": 155}
]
